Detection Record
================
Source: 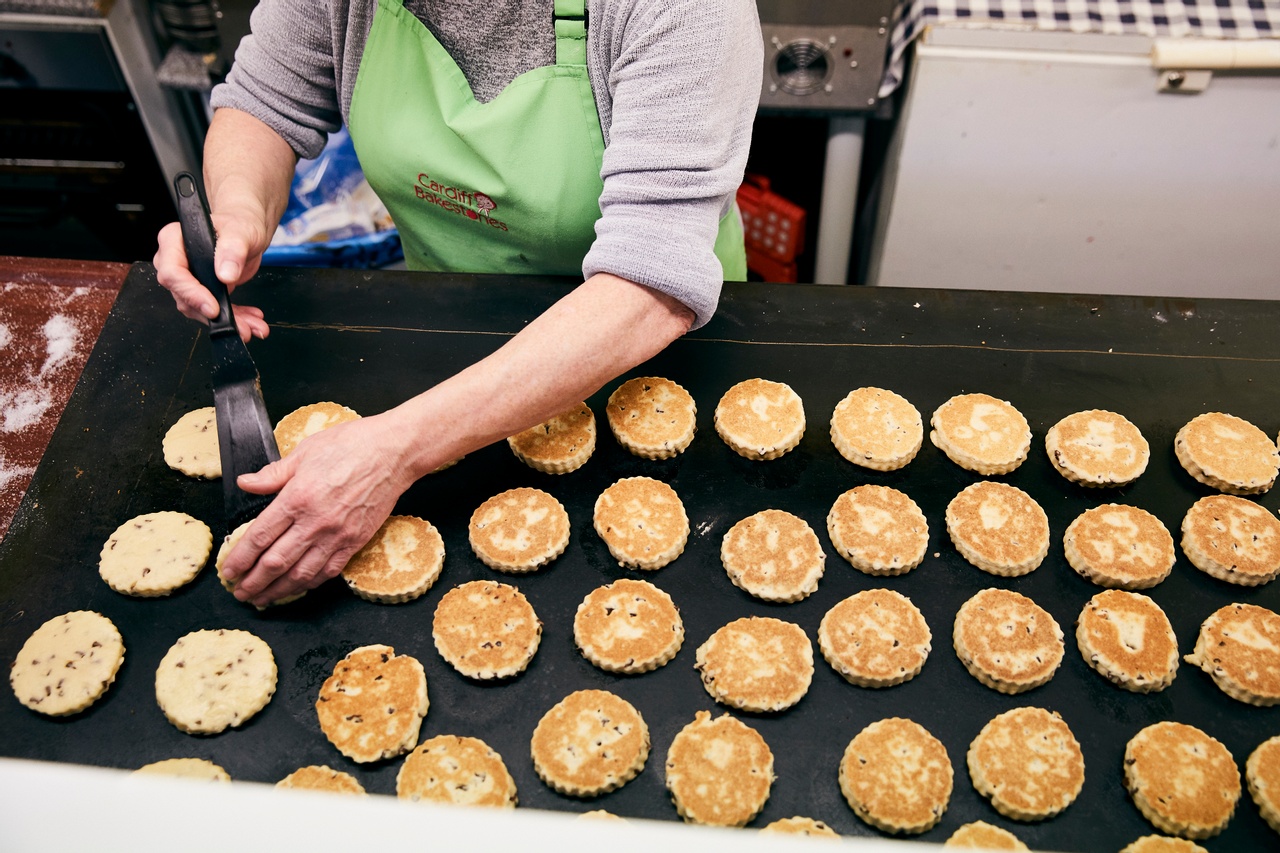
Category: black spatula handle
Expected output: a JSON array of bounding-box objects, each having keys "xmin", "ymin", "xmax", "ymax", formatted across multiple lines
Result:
[{"xmin": 174, "ymin": 172, "xmax": 237, "ymax": 338}]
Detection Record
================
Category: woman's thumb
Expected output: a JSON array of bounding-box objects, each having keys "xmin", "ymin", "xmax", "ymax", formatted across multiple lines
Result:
[{"xmin": 238, "ymin": 457, "xmax": 292, "ymax": 495}]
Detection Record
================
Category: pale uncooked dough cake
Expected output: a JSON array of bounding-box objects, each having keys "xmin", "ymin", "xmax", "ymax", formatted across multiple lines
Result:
[
  {"xmin": 1124, "ymin": 721, "xmax": 1240, "ymax": 839},
  {"xmin": 1183, "ymin": 603, "xmax": 1280, "ymax": 706},
  {"xmin": 1175, "ymin": 412, "xmax": 1280, "ymax": 495},
  {"xmin": 967, "ymin": 707, "xmax": 1085, "ymax": 821},
  {"xmin": 274, "ymin": 401, "xmax": 360, "ymax": 457},
  {"xmin": 276, "ymin": 765, "xmax": 366, "ymax": 794},
  {"xmin": 1246, "ymin": 734, "xmax": 1280, "ymax": 835},
  {"xmin": 468, "ymin": 487, "xmax": 570, "ymax": 573},
  {"xmin": 315, "ymin": 644, "xmax": 428, "ymax": 763},
  {"xmin": 819, "ymin": 589, "xmax": 931, "ymax": 688},
  {"xmin": 664, "ymin": 710, "xmax": 774, "ymax": 827},
  {"xmin": 1045, "ymin": 409, "xmax": 1150, "ymax": 487},
  {"xmin": 573, "ymin": 578, "xmax": 684, "ymax": 673},
  {"xmin": 714, "ymin": 378, "xmax": 805, "ymax": 460},
  {"xmin": 760, "ymin": 817, "xmax": 840, "ymax": 837},
  {"xmin": 396, "ymin": 735, "xmax": 517, "ymax": 807},
  {"xmin": 133, "ymin": 758, "xmax": 230, "ymax": 781},
  {"xmin": 341, "ymin": 514, "xmax": 444, "ymax": 603},
  {"xmin": 593, "ymin": 476, "xmax": 689, "ymax": 570},
  {"xmin": 530, "ymin": 689, "xmax": 650, "ymax": 797},
  {"xmin": 839, "ymin": 717, "xmax": 953, "ymax": 834},
  {"xmin": 1064, "ymin": 504, "xmax": 1175, "ymax": 589},
  {"xmin": 930, "ymin": 393, "xmax": 1031, "ymax": 474},
  {"xmin": 1181, "ymin": 495, "xmax": 1280, "ymax": 587},
  {"xmin": 1076, "ymin": 590, "xmax": 1178, "ymax": 693},
  {"xmin": 720, "ymin": 509, "xmax": 825, "ymax": 602},
  {"xmin": 944, "ymin": 821, "xmax": 1029, "ymax": 849},
  {"xmin": 945, "ymin": 481, "xmax": 1050, "ymax": 577},
  {"xmin": 10, "ymin": 610, "xmax": 124, "ymax": 716},
  {"xmin": 155, "ymin": 628, "xmax": 277, "ymax": 735},
  {"xmin": 162, "ymin": 406, "xmax": 221, "ymax": 478},
  {"xmin": 694, "ymin": 616, "xmax": 814, "ymax": 712},
  {"xmin": 953, "ymin": 588, "xmax": 1064, "ymax": 693},
  {"xmin": 508, "ymin": 402, "xmax": 596, "ymax": 474},
  {"xmin": 606, "ymin": 376, "xmax": 697, "ymax": 459},
  {"xmin": 432, "ymin": 580, "xmax": 542, "ymax": 679},
  {"xmin": 829, "ymin": 386, "xmax": 923, "ymax": 471},
  {"xmin": 827, "ymin": 484, "xmax": 929, "ymax": 576},
  {"xmin": 99, "ymin": 511, "xmax": 212, "ymax": 597}
]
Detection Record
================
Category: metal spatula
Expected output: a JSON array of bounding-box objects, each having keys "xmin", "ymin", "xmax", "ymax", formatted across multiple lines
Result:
[{"xmin": 174, "ymin": 172, "xmax": 280, "ymax": 529}]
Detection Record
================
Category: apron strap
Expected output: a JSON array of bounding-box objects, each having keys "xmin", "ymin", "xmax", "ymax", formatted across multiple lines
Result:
[{"xmin": 554, "ymin": 0, "xmax": 587, "ymax": 66}]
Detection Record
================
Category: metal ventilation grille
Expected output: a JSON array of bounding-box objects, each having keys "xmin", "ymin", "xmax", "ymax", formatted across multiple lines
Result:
[{"xmin": 771, "ymin": 39, "xmax": 832, "ymax": 96}]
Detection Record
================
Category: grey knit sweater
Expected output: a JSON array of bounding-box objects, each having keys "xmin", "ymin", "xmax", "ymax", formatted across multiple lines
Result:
[{"xmin": 212, "ymin": 0, "xmax": 763, "ymax": 328}]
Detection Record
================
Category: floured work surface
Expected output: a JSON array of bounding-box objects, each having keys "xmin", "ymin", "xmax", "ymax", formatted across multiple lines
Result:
[{"xmin": 0, "ymin": 265, "xmax": 1277, "ymax": 850}]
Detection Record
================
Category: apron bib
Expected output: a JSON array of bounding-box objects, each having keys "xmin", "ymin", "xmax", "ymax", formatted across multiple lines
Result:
[{"xmin": 347, "ymin": 0, "xmax": 746, "ymax": 280}]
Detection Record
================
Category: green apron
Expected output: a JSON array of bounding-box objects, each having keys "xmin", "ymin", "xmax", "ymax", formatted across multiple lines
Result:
[{"xmin": 346, "ymin": 0, "xmax": 746, "ymax": 281}]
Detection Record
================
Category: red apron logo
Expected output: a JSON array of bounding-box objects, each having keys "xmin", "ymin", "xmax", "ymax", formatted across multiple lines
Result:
[{"xmin": 414, "ymin": 173, "xmax": 509, "ymax": 231}]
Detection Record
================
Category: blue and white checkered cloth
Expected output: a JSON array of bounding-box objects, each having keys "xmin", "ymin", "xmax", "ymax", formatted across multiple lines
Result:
[{"xmin": 881, "ymin": 0, "xmax": 1280, "ymax": 95}]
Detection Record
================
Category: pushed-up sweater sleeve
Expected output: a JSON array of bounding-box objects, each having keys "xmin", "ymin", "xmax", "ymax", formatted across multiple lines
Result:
[
  {"xmin": 210, "ymin": 0, "xmax": 356, "ymax": 159},
  {"xmin": 584, "ymin": 0, "xmax": 762, "ymax": 329}
]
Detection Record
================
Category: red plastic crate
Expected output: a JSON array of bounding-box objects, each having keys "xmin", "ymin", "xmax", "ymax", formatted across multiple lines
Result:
[{"xmin": 736, "ymin": 173, "xmax": 806, "ymax": 282}]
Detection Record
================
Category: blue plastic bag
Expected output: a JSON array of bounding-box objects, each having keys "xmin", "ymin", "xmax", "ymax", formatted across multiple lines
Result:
[{"xmin": 261, "ymin": 128, "xmax": 403, "ymax": 269}]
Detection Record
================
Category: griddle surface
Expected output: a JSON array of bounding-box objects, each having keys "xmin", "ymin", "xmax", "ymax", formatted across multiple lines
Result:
[{"xmin": 1, "ymin": 266, "xmax": 1277, "ymax": 851}]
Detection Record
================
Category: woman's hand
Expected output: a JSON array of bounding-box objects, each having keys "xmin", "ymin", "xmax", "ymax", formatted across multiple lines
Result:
[
  {"xmin": 217, "ymin": 413, "xmax": 417, "ymax": 607},
  {"xmin": 153, "ymin": 216, "xmax": 272, "ymax": 344}
]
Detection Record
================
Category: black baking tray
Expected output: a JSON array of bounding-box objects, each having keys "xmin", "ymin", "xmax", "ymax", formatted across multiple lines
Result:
[{"xmin": 1, "ymin": 265, "xmax": 1278, "ymax": 851}]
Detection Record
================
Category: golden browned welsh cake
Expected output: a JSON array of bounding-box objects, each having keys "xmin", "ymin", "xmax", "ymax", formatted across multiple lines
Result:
[
  {"xmin": 315, "ymin": 644, "xmax": 428, "ymax": 763},
  {"xmin": 274, "ymin": 401, "xmax": 360, "ymax": 457},
  {"xmin": 664, "ymin": 710, "xmax": 774, "ymax": 827},
  {"xmin": 760, "ymin": 817, "xmax": 840, "ymax": 837},
  {"xmin": 606, "ymin": 376, "xmax": 697, "ymax": 459},
  {"xmin": 1124, "ymin": 721, "xmax": 1240, "ymax": 839},
  {"xmin": 530, "ymin": 689, "xmax": 649, "ymax": 797},
  {"xmin": 720, "ymin": 509, "xmax": 825, "ymax": 602},
  {"xmin": 162, "ymin": 406, "xmax": 220, "ymax": 478},
  {"xmin": 1183, "ymin": 603, "xmax": 1280, "ymax": 706},
  {"xmin": 432, "ymin": 580, "xmax": 542, "ymax": 680},
  {"xmin": 341, "ymin": 514, "xmax": 444, "ymax": 603},
  {"xmin": 1044, "ymin": 409, "xmax": 1150, "ymax": 487},
  {"xmin": 573, "ymin": 578, "xmax": 683, "ymax": 674},
  {"xmin": 946, "ymin": 481, "xmax": 1050, "ymax": 577},
  {"xmin": 9, "ymin": 611, "xmax": 124, "ymax": 717},
  {"xmin": 694, "ymin": 616, "xmax": 813, "ymax": 712},
  {"xmin": 133, "ymin": 758, "xmax": 230, "ymax": 781},
  {"xmin": 1181, "ymin": 495, "xmax": 1280, "ymax": 587},
  {"xmin": 99, "ymin": 511, "xmax": 212, "ymax": 597},
  {"xmin": 819, "ymin": 589, "xmax": 931, "ymax": 688},
  {"xmin": 1246, "ymin": 734, "xmax": 1280, "ymax": 835},
  {"xmin": 1175, "ymin": 412, "xmax": 1279, "ymax": 495},
  {"xmin": 1064, "ymin": 504, "xmax": 1175, "ymax": 589},
  {"xmin": 714, "ymin": 378, "xmax": 805, "ymax": 460},
  {"xmin": 1118, "ymin": 837, "xmax": 1209, "ymax": 853},
  {"xmin": 839, "ymin": 717, "xmax": 953, "ymax": 834},
  {"xmin": 276, "ymin": 765, "xmax": 366, "ymax": 795},
  {"xmin": 953, "ymin": 588, "xmax": 1064, "ymax": 693},
  {"xmin": 468, "ymin": 487, "xmax": 569, "ymax": 573},
  {"xmin": 827, "ymin": 485, "xmax": 929, "ymax": 576},
  {"xmin": 593, "ymin": 476, "xmax": 689, "ymax": 570},
  {"xmin": 396, "ymin": 735, "xmax": 517, "ymax": 807},
  {"xmin": 944, "ymin": 821, "xmax": 1029, "ymax": 849},
  {"xmin": 967, "ymin": 707, "xmax": 1085, "ymax": 821},
  {"xmin": 930, "ymin": 392, "xmax": 1031, "ymax": 474},
  {"xmin": 155, "ymin": 628, "xmax": 277, "ymax": 735},
  {"xmin": 508, "ymin": 402, "xmax": 595, "ymax": 474},
  {"xmin": 1075, "ymin": 590, "xmax": 1179, "ymax": 692},
  {"xmin": 829, "ymin": 386, "xmax": 923, "ymax": 471}
]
